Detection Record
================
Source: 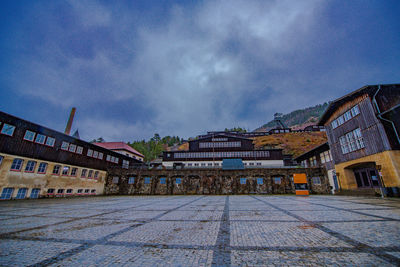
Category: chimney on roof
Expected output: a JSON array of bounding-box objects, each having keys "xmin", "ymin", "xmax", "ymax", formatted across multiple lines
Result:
[{"xmin": 64, "ymin": 107, "xmax": 76, "ymax": 135}]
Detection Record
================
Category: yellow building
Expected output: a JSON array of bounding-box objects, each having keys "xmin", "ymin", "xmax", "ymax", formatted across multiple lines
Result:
[
  {"xmin": 0, "ymin": 111, "xmax": 141, "ymax": 199},
  {"xmin": 318, "ymin": 84, "xmax": 400, "ymax": 196}
]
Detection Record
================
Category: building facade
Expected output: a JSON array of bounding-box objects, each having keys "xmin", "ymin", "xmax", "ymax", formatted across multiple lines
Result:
[
  {"xmin": 295, "ymin": 142, "xmax": 338, "ymax": 194},
  {"xmin": 94, "ymin": 142, "xmax": 144, "ymax": 162},
  {"xmin": 318, "ymin": 84, "xmax": 400, "ymax": 196},
  {"xmin": 162, "ymin": 133, "xmax": 284, "ymax": 168},
  {"xmin": 0, "ymin": 111, "xmax": 140, "ymax": 200}
]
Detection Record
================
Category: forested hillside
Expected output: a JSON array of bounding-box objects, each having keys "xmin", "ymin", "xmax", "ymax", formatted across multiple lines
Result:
[{"xmin": 256, "ymin": 102, "xmax": 329, "ymax": 131}]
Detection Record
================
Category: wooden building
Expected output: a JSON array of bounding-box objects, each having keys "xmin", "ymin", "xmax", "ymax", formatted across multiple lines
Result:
[
  {"xmin": 94, "ymin": 142, "xmax": 144, "ymax": 162},
  {"xmin": 0, "ymin": 111, "xmax": 141, "ymax": 200},
  {"xmin": 318, "ymin": 84, "xmax": 400, "ymax": 196},
  {"xmin": 162, "ymin": 133, "xmax": 284, "ymax": 168},
  {"xmin": 295, "ymin": 142, "xmax": 338, "ymax": 194}
]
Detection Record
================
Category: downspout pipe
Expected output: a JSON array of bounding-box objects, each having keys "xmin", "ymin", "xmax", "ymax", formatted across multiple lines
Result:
[{"xmin": 372, "ymin": 85, "xmax": 400, "ymax": 145}]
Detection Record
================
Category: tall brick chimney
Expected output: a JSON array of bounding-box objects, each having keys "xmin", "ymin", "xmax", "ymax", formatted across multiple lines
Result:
[{"xmin": 64, "ymin": 107, "xmax": 76, "ymax": 135}]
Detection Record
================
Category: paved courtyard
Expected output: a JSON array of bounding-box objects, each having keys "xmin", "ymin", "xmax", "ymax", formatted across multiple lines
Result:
[{"xmin": 0, "ymin": 195, "xmax": 400, "ymax": 266}]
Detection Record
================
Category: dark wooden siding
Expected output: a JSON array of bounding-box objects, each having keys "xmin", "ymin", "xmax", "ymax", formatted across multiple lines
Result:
[
  {"xmin": 163, "ymin": 149, "xmax": 283, "ymax": 161},
  {"xmin": 325, "ymin": 98, "xmax": 392, "ymax": 164},
  {"xmin": 0, "ymin": 111, "xmax": 140, "ymax": 170},
  {"xmin": 189, "ymin": 135, "xmax": 254, "ymax": 152}
]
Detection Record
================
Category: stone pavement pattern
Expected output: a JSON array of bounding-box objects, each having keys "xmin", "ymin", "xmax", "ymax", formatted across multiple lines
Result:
[{"xmin": 0, "ymin": 195, "xmax": 400, "ymax": 266}]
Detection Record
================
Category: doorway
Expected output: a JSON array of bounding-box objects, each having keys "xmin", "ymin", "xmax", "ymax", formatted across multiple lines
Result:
[{"xmin": 354, "ymin": 168, "xmax": 380, "ymax": 188}]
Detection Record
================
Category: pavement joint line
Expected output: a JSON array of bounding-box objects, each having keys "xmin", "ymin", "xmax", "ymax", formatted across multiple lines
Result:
[
  {"xmin": 293, "ymin": 197, "xmax": 400, "ymax": 221},
  {"xmin": 330, "ymin": 198, "xmax": 400, "ymax": 208},
  {"xmin": 27, "ymin": 196, "xmax": 206, "ymax": 266},
  {"xmin": 0, "ymin": 196, "xmax": 185, "ymax": 237},
  {"xmin": 211, "ymin": 195, "xmax": 231, "ymax": 267},
  {"xmin": 251, "ymin": 195, "xmax": 400, "ymax": 266}
]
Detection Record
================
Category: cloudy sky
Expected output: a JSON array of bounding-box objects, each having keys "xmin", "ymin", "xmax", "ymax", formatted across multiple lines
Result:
[{"xmin": 0, "ymin": 0, "xmax": 399, "ymax": 142}]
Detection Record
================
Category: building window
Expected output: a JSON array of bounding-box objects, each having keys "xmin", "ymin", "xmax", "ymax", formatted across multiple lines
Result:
[
  {"xmin": 91, "ymin": 189, "xmax": 96, "ymax": 194},
  {"xmin": 144, "ymin": 177, "xmax": 151, "ymax": 184},
  {"xmin": 351, "ymin": 105, "xmax": 360, "ymax": 116},
  {"xmin": 128, "ymin": 177, "xmax": 135, "ymax": 184},
  {"xmin": 25, "ymin": 161, "xmax": 37, "ymax": 172},
  {"xmin": 257, "ymin": 178, "xmax": 263, "ymax": 185},
  {"xmin": 87, "ymin": 149, "xmax": 93, "ymax": 157},
  {"xmin": 309, "ymin": 156, "xmax": 317, "ymax": 167},
  {"xmin": 98, "ymin": 152, "xmax": 103, "ymax": 160},
  {"xmin": 57, "ymin": 189, "xmax": 64, "ymax": 194},
  {"xmin": 122, "ymin": 160, "xmax": 129, "ymax": 169},
  {"xmin": 320, "ymin": 150, "xmax": 332, "ymax": 164},
  {"xmin": 30, "ymin": 188, "xmax": 40, "ymax": 198},
  {"xmin": 256, "ymin": 162, "xmax": 261, "ymax": 166},
  {"xmin": 45, "ymin": 137, "xmax": 55, "ymax": 147},
  {"xmin": 66, "ymin": 189, "xmax": 73, "ymax": 194},
  {"xmin": 159, "ymin": 177, "xmax": 166, "ymax": 184},
  {"xmin": 52, "ymin": 165, "xmax": 61, "ymax": 175},
  {"xmin": 76, "ymin": 146, "xmax": 83, "ymax": 154},
  {"xmin": 84, "ymin": 189, "xmax": 90, "ymax": 193},
  {"xmin": 188, "ymin": 163, "xmax": 192, "ymax": 166},
  {"xmin": 77, "ymin": 189, "xmax": 83, "ymax": 194},
  {"xmin": 312, "ymin": 177, "xmax": 321, "ymax": 185},
  {"xmin": 35, "ymin": 134, "xmax": 46, "ymax": 144},
  {"xmin": 71, "ymin": 168, "xmax": 78, "ymax": 177},
  {"xmin": 175, "ymin": 178, "xmax": 182, "ymax": 184},
  {"xmin": 0, "ymin": 188, "xmax": 14, "ymax": 199},
  {"xmin": 61, "ymin": 141, "xmax": 69, "ymax": 150},
  {"xmin": 81, "ymin": 169, "xmax": 87, "ymax": 178},
  {"xmin": 339, "ymin": 128, "xmax": 365, "ymax": 154},
  {"xmin": 24, "ymin": 130, "xmax": 36, "ymax": 141},
  {"xmin": 0, "ymin": 155, "xmax": 3, "ymax": 167},
  {"xmin": 273, "ymin": 177, "xmax": 282, "ymax": 184},
  {"xmin": 62, "ymin": 166, "xmax": 70, "ymax": 176},
  {"xmin": 1, "ymin": 123, "xmax": 16, "ymax": 136},
  {"xmin": 106, "ymin": 155, "xmax": 111, "ymax": 161},
  {"xmin": 10, "ymin": 158, "xmax": 24, "ymax": 171},
  {"xmin": 92, "ymin": 171, "xmax": 98, "ymax": 179},
  {"xmin": 240, "ymin": 178, "xmax": 247, "ymax": 184},
  {"xmin": 16, "ymin": 188, "xmax": 28, "ymax": 199},
  {"xmin": 47, "ymin": 188, "xmax": 55, "ymax": 194},
  {"xmin": 69, "ymin": 144, "xmax": 77, "ymax": 153},
  {"xmin": 93, "ymin": 151, "xmax": 99, "ymax": 158},
  {"xmin": 88, "ymin": 170, "xmax": 93, "ymax": 178},
  {"xmin": 112, "ymin": 177, "xmax": 119, "ymax": 184},
  {"xmin": 201, "ymin": 163, "xmax": 206, "ymax": 166}
]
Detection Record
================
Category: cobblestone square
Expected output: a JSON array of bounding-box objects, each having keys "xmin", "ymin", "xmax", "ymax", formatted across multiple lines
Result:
[{"xmin": 0, "ymin": 195, "xmax": 399, "ymax": 266}]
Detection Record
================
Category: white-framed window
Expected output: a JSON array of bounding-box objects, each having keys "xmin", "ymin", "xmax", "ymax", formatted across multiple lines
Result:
[
  {"xmin": 84, "ymin": 189, "xmax": 90, "ymax": 193},
  {"xmin": 37, "ymin": 162, "xmax": 48, "ymax": 174},
  {"xmin": 57, "ymin": 189, "xmax": 64, "ymax": 194},
  {"xmin": 351, "ymin": 105, "xmax": 360, "ymax": 116},
  {"xmin": 93, "ymin": 151, "xmax": 99, "ymax": 158},
  {"xmin": 30, "ymin": 188, "xmax": 40, "ymax": 198},
  {"xmin": 344, "ymin": 110, "xmax": 352, "ymax": 121},
  {"xmin": 10, "ymin": 158, "xmax": 23, "ymax": 171},
  {"xmin": 0, "ymin": 188, "xmax": 14, "ymax": 199},
  {"xmin": 331, "ymin": 119, "xmax": 338, "ymax": 129},
  {"xmin": 122, "ymin": 160, "xmax": 129, "ymax": 169},
  {"xmin": 45, "ymin": 137, "xmax": 55, "ymax": 147},
  {"xmin": 337, "ymin": 115, "xmax": 344, "ymax": 125},
  {"xmin": 91, "ymin": 189, "xmax": 96, "ymax": 194},
  {"xmin": 25, "ymin": 161, "xmax": 36, "ymax": 172},
  {"xmin": 312, "ymin": 177, "xmax": 321, "ymax": 185},
  {"xmin": 71, "ymin": 167, "xmax": 78, "ymax": 176},
  {"xmin": 88, "ymin": 170, "xmax": 93, "ymax": 178},
  {"xmin": 16, "ymin": 188, "xmax": 28, "ymax": 199},
  {"xmin": 52, "ymin": 165, "xmax": 61, "ymax": 175},
  {"xmin": 81, "ymin": 169, "xmax": 87, "ymax": 178},
  {"xmin": 61, "ymin": 141, "xmax": 69, "ymax": 150},
  {"xmin": 47, "ymin": 188, "xmax": 55, "ymax": 194},
  {"xmin": 87, "ymin": 149, "xmax": 93, "ymax": 157},
  {"xmin": 66, "ymin": 189, "xmax": 73, "ymax": 194},
  {"xmin": 35, "ymin": 134, "xmax": 46, "ymax": 144},
  {"xmin": 76, "ymin": 146, "xmax": 83, "ymax": 154},
  {"xmin": 98, "ymin": 152, "xmax": 103, "ymax": 160},
  {"xmin": 24, "ymin": 130, "xmax": 36, "ymax": 141},
  {"xmin": 68, "ymin": 144, "xmax": 77, "ymax": 153},
  {"xmin": 77, "ymin": 189, "xmax": 83, "ymax": 194},
  {"xmin": 62, "ymin": 166, "xmax": 70, "ymax": 176},
  {"xmin": 94, "ymin": 171, "xmax": 99, "ymax": 179},
  {"xmin": 106, "ymin": 155, "xmax": 111, "ymax": 161},
  {"xmin": 339, "ymin": 128, "xmax": 365, "ymax": 154},
  {"xmin": 1, "ymin": 123, "xmax": 16, "ymax": 136},
  {"xmin": 114, "ymin": 157, "xmax": 119, "ymax": 164}
]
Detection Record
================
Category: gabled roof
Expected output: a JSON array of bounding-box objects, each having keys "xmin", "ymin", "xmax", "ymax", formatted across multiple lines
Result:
[
  {"xmin": 318, "ymin": 83, "xmax": 400, "ymax": 125},
  {"xmin": 94, "ymin": 142, "xmax": 144, "ymax": 157}
]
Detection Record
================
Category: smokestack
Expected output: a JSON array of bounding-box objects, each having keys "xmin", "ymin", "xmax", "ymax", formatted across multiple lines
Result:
[{"xmin": 64, "ymin": 107, "xmax": 76, "ymax": 135}]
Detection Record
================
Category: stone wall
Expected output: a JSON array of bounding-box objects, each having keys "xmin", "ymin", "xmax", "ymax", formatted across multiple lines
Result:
[{"xmin": 105, "ymin": 167, "xmax": 330, "ymax": 195}]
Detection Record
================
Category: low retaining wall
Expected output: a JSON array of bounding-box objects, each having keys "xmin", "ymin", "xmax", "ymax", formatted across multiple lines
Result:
[{"xmin": 105, "ymin": 167, "xmax": 330, "ymax": 195}]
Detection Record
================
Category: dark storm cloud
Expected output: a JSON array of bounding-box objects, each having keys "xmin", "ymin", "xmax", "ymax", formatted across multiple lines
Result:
[{"xmin": 0, "ymin": 0, "xmax": 399, "ymax": 141}]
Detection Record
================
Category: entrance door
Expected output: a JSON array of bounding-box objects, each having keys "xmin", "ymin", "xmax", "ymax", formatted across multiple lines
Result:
[
  {"xmin": 332, "ymin": 174, "xmax": 339, "ymax": 190},
  {"xmin": 354, "ymin": 168, "xmax": 380, "ymax": 188}
]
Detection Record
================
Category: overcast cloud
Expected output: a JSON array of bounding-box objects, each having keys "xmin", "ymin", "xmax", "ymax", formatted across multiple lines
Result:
[{"xmin": 0, "ymin": 0, "xmax": 399, "ymax": 141}]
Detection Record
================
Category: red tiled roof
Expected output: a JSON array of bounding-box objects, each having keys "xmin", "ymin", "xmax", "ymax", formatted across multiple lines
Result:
[{"xmin": 93, "ymin": 142, "xmax": 144, "ymax": 157}]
